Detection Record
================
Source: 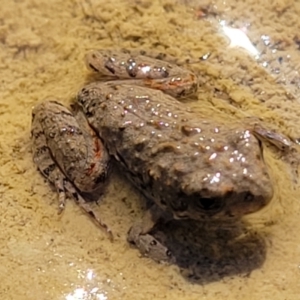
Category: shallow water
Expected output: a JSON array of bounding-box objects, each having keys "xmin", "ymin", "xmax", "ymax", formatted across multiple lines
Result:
[{"xmin": 1, "ymin": 0, "xmax": 300, "ymax": 299}]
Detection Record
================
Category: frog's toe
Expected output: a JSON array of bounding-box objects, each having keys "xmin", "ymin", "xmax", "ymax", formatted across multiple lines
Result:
[
  {"xmin": 127, "ymin": 228, "xmax": 174, "ymax": 263},
  {"xmin": 53, "ymin": 177, "xmax": 68, "ymax": 214}
]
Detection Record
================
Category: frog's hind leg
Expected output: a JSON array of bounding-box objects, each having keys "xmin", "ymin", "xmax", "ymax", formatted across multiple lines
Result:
[
  {"xmin": 127, "ymin": 205, "xmax": 174, "ymax": 263},
  {"xmin": 85, "ymin": 49, "xmax": 199, "ymax": 98},
  {"xmin": 31, "ymin": 103, "xmax": 112, "ymax": 238},
  {"xmin": 32, "ymin": 122, "xmax": 112, "ymax": 237}
]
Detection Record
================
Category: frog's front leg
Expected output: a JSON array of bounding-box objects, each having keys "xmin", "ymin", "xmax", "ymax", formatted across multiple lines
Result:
[
  {"xmin": 31, "ymin": 100, "xmax": 112, "ymax": 237},
  {"xmin": 127, "ymin": 205, "xmax": 175, "ymax": 263}
]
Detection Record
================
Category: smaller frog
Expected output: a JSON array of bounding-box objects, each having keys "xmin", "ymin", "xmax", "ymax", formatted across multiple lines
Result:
[{"xmin": 31, "ymin": 50, "xmax": 296, "ymax": 262}]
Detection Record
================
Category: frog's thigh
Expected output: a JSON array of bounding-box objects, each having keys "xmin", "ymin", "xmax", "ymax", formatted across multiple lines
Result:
[{"xmin": 127, "ymin": 205, "xmax": 174, "ymax": 263}]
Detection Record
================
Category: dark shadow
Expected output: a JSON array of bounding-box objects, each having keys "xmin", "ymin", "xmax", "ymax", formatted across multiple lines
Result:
[
  {"xmin": 108, "ymin": 164, "xmax": 267, "ymax": 284},
  {"xmin": 152, "ymin": 218, "xmax": 267, "ymax": 284}
]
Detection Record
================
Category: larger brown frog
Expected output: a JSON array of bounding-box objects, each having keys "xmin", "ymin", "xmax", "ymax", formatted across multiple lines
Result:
[{"xmin": 31, "ymin": 49, "xmax": 290, "ymax": 262}]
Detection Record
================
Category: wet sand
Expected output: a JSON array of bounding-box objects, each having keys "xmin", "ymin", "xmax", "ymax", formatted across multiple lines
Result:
[{"xmin": 1, "ymin": 0, "xmax": 300, "ymax": 299}]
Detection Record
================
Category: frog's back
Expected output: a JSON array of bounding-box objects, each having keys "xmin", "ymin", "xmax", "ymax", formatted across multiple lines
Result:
[{"xmin": 78, "ymin": 82, "xmax": 273, "ymax": 220}]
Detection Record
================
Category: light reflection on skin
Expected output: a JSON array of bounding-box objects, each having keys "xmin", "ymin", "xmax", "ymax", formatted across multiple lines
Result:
[
  {"xmin": 220, "ymin": 20, "xmax": 259, "ymax": 57},
  {"xmin": 65, "ymin": 269, "xmax": 108, "ymax": 300},
  {"xmin": 210, "ymin": 172, "xmax": 221, "ymax": 184}
]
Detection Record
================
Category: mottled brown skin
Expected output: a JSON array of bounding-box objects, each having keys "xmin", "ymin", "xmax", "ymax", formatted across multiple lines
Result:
[{"xmin": 77, "ymin": 82, "xmax": 273, "ymax": 222}]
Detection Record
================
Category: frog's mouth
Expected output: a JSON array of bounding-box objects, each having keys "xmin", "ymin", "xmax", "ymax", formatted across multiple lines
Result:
[
  {"xmin": 171, "ymin": 196, "xmax": 225, "ymax": 220},
  {"xmin": 169, "ymin": 189, "xmax": 272, "ymax": 220},
  {"xmin": 196, "ymin": 197, "xmax": 225, "ymax": 211},
  {"xmin": 193, "ymin": 197, "xmax": 226, "ymax": 218}
]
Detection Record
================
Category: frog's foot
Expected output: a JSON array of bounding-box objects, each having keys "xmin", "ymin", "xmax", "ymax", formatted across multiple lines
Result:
[
  {"xmin": 50, "ymin": 171, "xmax": 112, "ymax": 239},
  {"xmin": 127, "ymin": 223, "xmax": 173, "ymax": 263},
  {"xmin": 252, "ymin": 124, "xmax": 292, "ymax": 151},
  {"xmin": 252, "ymin": 124, "xmax": 300, "ymax": 183},
  {"xmin": 127, "ymin": 206, "xmax": 174, "ymax": 263},
  {"xmin": 53, "ymin": 177, "xmax": 68, "ymax": 214},
  {"xmin": 63, "ymin": 180, "xmax": 113, "ymax": 240}
]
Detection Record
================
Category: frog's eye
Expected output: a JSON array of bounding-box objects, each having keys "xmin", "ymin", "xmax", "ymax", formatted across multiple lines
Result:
[{"xmin": 196, "ymin": 197, "xmax": 222, "ymax": 211}]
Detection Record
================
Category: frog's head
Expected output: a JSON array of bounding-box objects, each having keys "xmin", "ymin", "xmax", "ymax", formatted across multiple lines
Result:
[{"xmin": 160, "ymin": 129, "xmax": 274, "ymax": 220}]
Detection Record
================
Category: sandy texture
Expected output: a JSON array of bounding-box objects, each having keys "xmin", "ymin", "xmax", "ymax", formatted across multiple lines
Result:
[{"xmin": 1, "ymin": 0, "xmax": 300, "ymax": 299}]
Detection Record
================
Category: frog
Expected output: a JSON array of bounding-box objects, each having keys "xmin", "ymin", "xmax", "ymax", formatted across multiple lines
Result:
[{"xmin": 31, "ymin": 49, "xmax": 293, "ymax": 263}]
